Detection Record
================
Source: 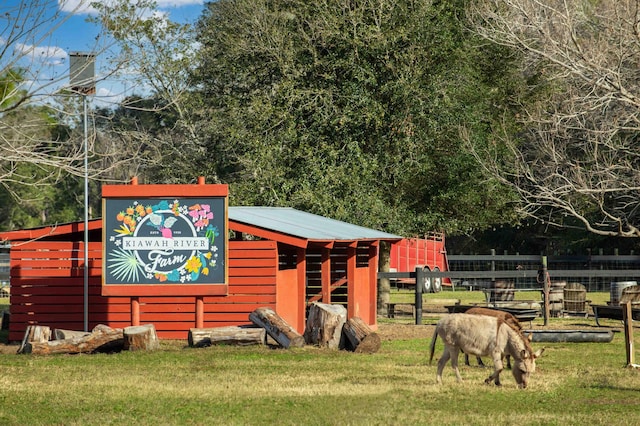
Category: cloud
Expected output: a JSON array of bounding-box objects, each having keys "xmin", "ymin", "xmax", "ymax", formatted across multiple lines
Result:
[
  {"xmin": 58, "ymin": 0, "xmax": 203, "ymax": 15},
  {"xmin": 58, "ymin": 0, "xmax": 96, "ymax": 14},
  {"xmin": 15, "ymin": 43, "xmax": 68, "ymax": 66}
]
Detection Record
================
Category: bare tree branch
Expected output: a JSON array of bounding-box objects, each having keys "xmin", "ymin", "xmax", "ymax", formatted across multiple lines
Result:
[{"xmin": 466, "ymin": 0, "xmax": 640, "ymax": 237}]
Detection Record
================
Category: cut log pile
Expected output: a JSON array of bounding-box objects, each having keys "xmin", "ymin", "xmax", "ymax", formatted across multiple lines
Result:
[
  {"xmin": 16, "ymin": 303, "xmax": 379, "ymax": 355},
  {"xmin": 189, "ymin": 302, "xmax": 380, "ymax": 353},
  {"xmin": 17, "ymin": 323, "xmax": 160, "ymax": 355}
]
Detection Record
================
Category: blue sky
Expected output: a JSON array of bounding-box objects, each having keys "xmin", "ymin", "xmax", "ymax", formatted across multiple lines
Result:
[{"xmin": 2, "ymin": 0, "xmax": 205, "ymax": 106}]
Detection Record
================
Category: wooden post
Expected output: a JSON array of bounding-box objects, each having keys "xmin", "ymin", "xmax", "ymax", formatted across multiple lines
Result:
[
  {"xmin": 622, "ymin": 302, "xmax": 637, "ymax": 368},
  {"xmin": 196, "ymin": 297, "xmax": 204, "ymax": 328},
  {"xmin": 414, "ymin": 267, "xmax": 423, "ymax": 325},
  {"xmin": 131, "ymin": 297, "xmax": 140, "ymax": 326},
  {"xmin": 321, "ymin": 248, "xmax": 331, "ymax": 303},
  {"xmin": 541, "ymin": 256, "xmax": 550, "ymax": 326}
]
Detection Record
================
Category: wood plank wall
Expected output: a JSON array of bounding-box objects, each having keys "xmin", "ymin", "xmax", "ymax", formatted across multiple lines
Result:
[{"xmin": 8, "ymin": 240, "xmax": 277, "ymax": 341}]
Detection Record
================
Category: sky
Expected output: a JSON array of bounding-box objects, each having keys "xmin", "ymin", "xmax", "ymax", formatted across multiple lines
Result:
[{"xmin": 2, "ymin": 0, "xmax": 206, "ymax": 107}]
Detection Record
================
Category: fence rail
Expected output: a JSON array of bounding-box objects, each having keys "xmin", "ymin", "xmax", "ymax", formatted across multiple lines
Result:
[{"xmin": 379, "ymin": 253, "xmax": 640, "ymax": 292}]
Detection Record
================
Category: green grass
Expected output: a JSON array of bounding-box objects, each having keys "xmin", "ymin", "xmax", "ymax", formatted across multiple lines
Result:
[
  {"xmin": 1, "ymin": 316, "xmax": 639, "ymax": 425},
  {"xmin": 0, "ymin": 292, "xmax": 636, "ymax": 424}
]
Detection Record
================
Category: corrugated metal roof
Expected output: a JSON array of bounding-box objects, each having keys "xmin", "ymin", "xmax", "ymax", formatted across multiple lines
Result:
[{"xmin": 228, "ymin": 207, "xmax": 402, "ymax": 241}]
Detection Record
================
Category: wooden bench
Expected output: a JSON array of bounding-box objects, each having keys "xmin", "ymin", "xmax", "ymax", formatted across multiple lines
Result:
[
  {"xmin": 386, "ymin": 303, "xmax": 415, "ymax": 318},
  {"xmin": 386, "ymin": 299, "xmax": 461, "ymax": 318},
  {"xmin": 592, "ymin": 285, "xmax": 640, "ymax": 326}
]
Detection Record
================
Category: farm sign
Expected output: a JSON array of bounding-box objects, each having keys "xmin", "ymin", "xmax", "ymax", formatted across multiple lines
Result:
[{"xmin": 102, "ymin": 180, "xmax": 228, "ymax": 296}]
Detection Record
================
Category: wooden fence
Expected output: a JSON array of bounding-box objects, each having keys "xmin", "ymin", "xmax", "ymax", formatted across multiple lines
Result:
[{"xmin": 379, "ymin": 253, "xmax": 640, "ymax": 324}]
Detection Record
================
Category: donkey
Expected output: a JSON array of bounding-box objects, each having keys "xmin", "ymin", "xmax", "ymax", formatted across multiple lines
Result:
[
  {"xmin": 463, "ymin": 307, "xmax": 524, "ymax": 368},
  {"xmin": 429, "ymin": 314, "xmax": 543, "ymax": 388}
]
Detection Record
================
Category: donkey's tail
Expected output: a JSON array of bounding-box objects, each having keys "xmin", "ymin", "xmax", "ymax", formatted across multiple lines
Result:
[{"xmin": 429, "ymin": 327, "xmax": 438, "ymax": 365}]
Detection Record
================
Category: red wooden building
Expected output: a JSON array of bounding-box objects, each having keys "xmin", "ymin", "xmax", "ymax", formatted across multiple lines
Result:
[{"xmin": 0, "ymin": 207, "xmax": 401, "ymax": 341}]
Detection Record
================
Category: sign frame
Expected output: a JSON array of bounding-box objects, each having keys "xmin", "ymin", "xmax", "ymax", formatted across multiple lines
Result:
[{"xmin": 101, "ymin": 182, "xmax": 228, "ymax": 296}]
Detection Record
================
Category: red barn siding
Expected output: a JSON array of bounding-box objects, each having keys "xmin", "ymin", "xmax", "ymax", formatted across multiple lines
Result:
[{"xmin": 8, "ymin": 240, "xmax": 277, "ymax": 341}]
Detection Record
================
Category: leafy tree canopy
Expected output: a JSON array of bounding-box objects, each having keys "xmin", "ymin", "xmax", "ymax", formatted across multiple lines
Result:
[{"xmin": 189, "ymin": 0, "xmax": 528, "ymax": 236}]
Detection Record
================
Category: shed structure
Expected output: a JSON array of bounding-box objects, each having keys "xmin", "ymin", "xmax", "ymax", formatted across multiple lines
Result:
[{"xmin": 0, "ymin": 207, "xmax": 400, "ymax": 341}]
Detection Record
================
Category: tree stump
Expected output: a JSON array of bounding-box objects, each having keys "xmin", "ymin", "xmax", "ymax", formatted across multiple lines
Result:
[
  {"xmin": 18, "ymin": 325, "xmax": 51, "ymax": 354},
  {"xmin": 21, "ymin": 324, "xmax": 124, "ymax": 355},
  {"xmin": 304, "ymin": 302, "xmax": 347, "ymax": 349},
  {"xmin": 343, "ymin": 316, "xmax": 381, "ymax": 354},
  {"xmin": 124, "ymin": 324, "xmax": 160, "ymax": 351},
  {"xmin": 188, "ymin": 326, "xmax": 266, "ymax": 347},
  {"xmin": 249, "ymin": 307, "xmax": 304, "ymax": 348}
]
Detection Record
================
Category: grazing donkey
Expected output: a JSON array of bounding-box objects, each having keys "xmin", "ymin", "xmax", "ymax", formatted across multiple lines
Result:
[
  {"xmin": 464, "ymin": 307, "xmax": 524, "ymax": 368},
  {"xmin": 429, "ymin": 314, "xmax": 543, "ymax": 388}
]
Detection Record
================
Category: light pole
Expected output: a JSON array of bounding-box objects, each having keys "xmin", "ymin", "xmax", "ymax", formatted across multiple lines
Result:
[{"xmin": 69, "ymin": 52, "xmax": 95, "ymax": 332}]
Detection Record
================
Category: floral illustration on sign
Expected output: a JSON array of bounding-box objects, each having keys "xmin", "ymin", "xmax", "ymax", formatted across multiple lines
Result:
[{"xmin": 107, "ymin": 199, "xmax": 221, "ymax": 284}]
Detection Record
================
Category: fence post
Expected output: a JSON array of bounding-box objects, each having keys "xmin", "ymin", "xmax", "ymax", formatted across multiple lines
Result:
[
  {"xmin": 415, "ymin": 267, "xmax": 423, "ymax": 325},
  {"xmin": 622, "ymin": 302, "xmax": 636, "ymax": 367},
  {"xmin": 540, "ymin": 256, "xmax": 550, "ymax": 326},
  {"xmin": 491, "ymin": 248, "xmax": 496, "ymax": 283}
]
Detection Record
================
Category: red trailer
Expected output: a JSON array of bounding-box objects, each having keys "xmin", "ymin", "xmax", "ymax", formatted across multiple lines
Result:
[{"xmin": 389, "ymin": 232, "xmax": 450, "ymax": 292}]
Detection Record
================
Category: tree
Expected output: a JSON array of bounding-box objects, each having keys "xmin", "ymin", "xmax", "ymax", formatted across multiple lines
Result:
[
  {"xmin": 190, "ymin": 0, "xmax": 526, "ymax": 236},
  {"xmin": 467, "ymin": 0, "xmax": 640, "ymax": 238},
  {"xmin": 0, "ymin": 1, "xmax": 163, "ymax": 228},
  {"xmin": 91, "ymin": 0, "xmax": 210, "ymax": 184}
]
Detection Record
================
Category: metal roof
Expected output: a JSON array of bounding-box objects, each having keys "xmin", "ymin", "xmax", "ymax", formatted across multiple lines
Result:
[{"xmin": 228, "ymin": 207, "xmax": 402, "ymax": 241}]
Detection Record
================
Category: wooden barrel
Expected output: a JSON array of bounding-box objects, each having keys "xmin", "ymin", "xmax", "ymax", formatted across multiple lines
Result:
[
  {"xmin": 549, "ymin": 288, "xmax": 564, "ymax": 317},
  {"xmin": 490, "ymin": 280, "xmax": 514, "ymax": 302},
  {"xmin": 563, "ymin": 282, "xmax": 587, "ymax": 313},
  {"xmin": 610, "ymin": 281, "xmax": 636, "ymax": 306},
  {"xmin": 621, "ymin": 285, "xmax": 640, "ymax": 304}
]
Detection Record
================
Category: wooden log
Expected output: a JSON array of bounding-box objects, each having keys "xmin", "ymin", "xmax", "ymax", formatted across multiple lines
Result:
[
  {"xmin": 304, "ymin": 302, "xmax": 347, "ymax": 349},
  {"xmin": 17, "ymin": 325, "xmax": 51, "ymax": 354},
  {"xmin": 53, "ymin": 329, "xmax": 91, "ymax": 340},
  {"xmin": 21, "ymin": 324, "xmax": 124, "ymax": 355},
  {"xmin": 343, "ymin": 316, "xmax": 381, "ymax": 354},
  {"xmin": 188, "ymin": 326, "xmax": 266, "ymax": 347},
  {"xmin": 249, "ymin": 307, "xmax": 304, "ymax": 348},
  {"xmin": 124, "ymin": 324, "xmax": 160, "ymax": 351}
]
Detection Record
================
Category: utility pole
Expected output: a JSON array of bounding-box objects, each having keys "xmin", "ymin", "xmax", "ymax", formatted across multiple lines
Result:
[{"xmin": 69, "ymin": 52, "xmax": 96, "ymax": 332}]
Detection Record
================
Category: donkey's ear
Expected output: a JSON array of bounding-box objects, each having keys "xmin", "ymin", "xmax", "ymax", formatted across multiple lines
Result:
[
  {"xmin": 527, "ymin": 333, "xmax": 533, "ymax": 342},
  {"xmin": 534, "ymin": 348, "xmax": 545, "ymax": 359}
]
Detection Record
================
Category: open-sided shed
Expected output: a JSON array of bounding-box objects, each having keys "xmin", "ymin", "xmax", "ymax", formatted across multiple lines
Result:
[{"xmin": 0, "ymin": 207, "xmax": 400, "ymax": 341}]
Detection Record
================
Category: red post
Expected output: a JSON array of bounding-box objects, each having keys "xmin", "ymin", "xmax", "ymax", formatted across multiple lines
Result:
[
  {"xmin": 131, "ymin": 297, "xmax": 140, "ymax": 326},
  {"xmin": 196, "ymin": 298, "xmax": 204, "ymax": 328}
]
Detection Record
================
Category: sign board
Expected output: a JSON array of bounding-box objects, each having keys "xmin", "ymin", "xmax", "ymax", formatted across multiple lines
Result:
[
  {"xmin": 69, "ymin": 52, "xmax": 96, "ymax": 95},
  {"xmin": 102, "ymin": 182, "xmax": 228, "ymax": 296}
]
